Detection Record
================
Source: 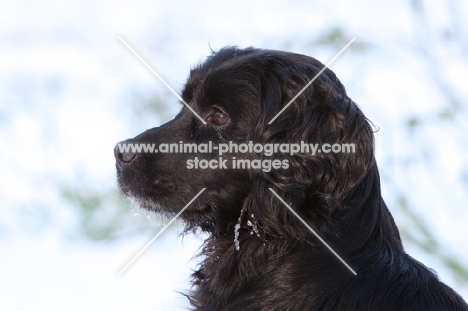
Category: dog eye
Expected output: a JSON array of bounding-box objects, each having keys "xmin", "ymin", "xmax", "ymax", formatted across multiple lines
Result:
[{"xmin": 206, "ymin": 111, "xmax": 229, "ymax": 126}]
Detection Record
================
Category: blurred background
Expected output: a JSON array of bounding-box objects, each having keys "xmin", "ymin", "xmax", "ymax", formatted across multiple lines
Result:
[{"xmin": 1, "ymin": 0, "xmax": 467, "ymax": 309}]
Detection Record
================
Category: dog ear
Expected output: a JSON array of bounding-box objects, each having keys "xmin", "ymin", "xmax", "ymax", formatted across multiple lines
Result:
[{"xmin": 243, "ymin": 65, "xmax": 375, "ymax": 241}]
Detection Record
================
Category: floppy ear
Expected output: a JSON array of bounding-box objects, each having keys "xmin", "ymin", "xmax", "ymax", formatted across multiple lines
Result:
[{"xmin": 242, "ymin": 63, "xmax": 375, "ymax": 242}]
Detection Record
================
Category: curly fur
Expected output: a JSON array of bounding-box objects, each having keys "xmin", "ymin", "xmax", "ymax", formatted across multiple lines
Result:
[{"xmin": 115, "ymin": 47, "xmax": 468, "ymax": 310}]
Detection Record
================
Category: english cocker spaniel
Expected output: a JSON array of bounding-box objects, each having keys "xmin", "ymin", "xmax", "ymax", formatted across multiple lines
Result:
[{"xmin": 115, "ymin": 47, "xmax": 468, "ymax": 310}]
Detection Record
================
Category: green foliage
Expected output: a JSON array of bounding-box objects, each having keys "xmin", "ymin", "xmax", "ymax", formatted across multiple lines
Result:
[
  {"xmin": 407, "ymin": 117, "xmax": 420, "ymax": 134},
  {"xmin": 313, "ymin": 27, "xmax": 371, "ymax": 52},
  {"xmin": 61, "ymin": 186, "xmax": 157, "ymax": 241}
]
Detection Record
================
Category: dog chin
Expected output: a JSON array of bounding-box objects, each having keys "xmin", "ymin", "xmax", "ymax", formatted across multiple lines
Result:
[{"xmin": 125, "ymin": 194, "xmax": 166, "ymax": 214}]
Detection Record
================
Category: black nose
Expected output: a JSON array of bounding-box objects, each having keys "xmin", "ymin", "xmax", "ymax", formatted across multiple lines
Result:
[{"xmin": 114, "ymin": 140, "xmax": 137, "ymax": 168}]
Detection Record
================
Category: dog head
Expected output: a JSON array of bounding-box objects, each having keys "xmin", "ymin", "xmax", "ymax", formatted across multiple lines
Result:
[{"xmin": 115, "ymin": 47, "xmax": 376, "ymax": 241}]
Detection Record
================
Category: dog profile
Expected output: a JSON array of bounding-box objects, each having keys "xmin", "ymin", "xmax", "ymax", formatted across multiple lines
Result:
[{"xmin": 115, "ymin": 47, "xmax": 468, "ymax": 310}]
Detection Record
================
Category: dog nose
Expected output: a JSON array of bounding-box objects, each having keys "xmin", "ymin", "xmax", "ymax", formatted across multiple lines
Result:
[{"xmin": 114, "ymin": 141, "xmax": 137, "ymax": 167}]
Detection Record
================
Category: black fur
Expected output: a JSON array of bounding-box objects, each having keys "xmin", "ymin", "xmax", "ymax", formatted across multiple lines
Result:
[{"xmin": 115, "ymin": 47, "xmax": 468, "ymax": 310}]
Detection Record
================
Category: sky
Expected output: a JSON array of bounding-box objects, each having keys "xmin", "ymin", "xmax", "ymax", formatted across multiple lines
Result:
[{"xmin": 0, "ymin": 0, "xmax": 467, "ymax": 309}]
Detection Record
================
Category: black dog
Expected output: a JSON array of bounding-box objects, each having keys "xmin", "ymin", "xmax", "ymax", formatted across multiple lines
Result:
[{"xmin": 115, "ymin": 47, "xmax": 468, "ymax": 310}]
